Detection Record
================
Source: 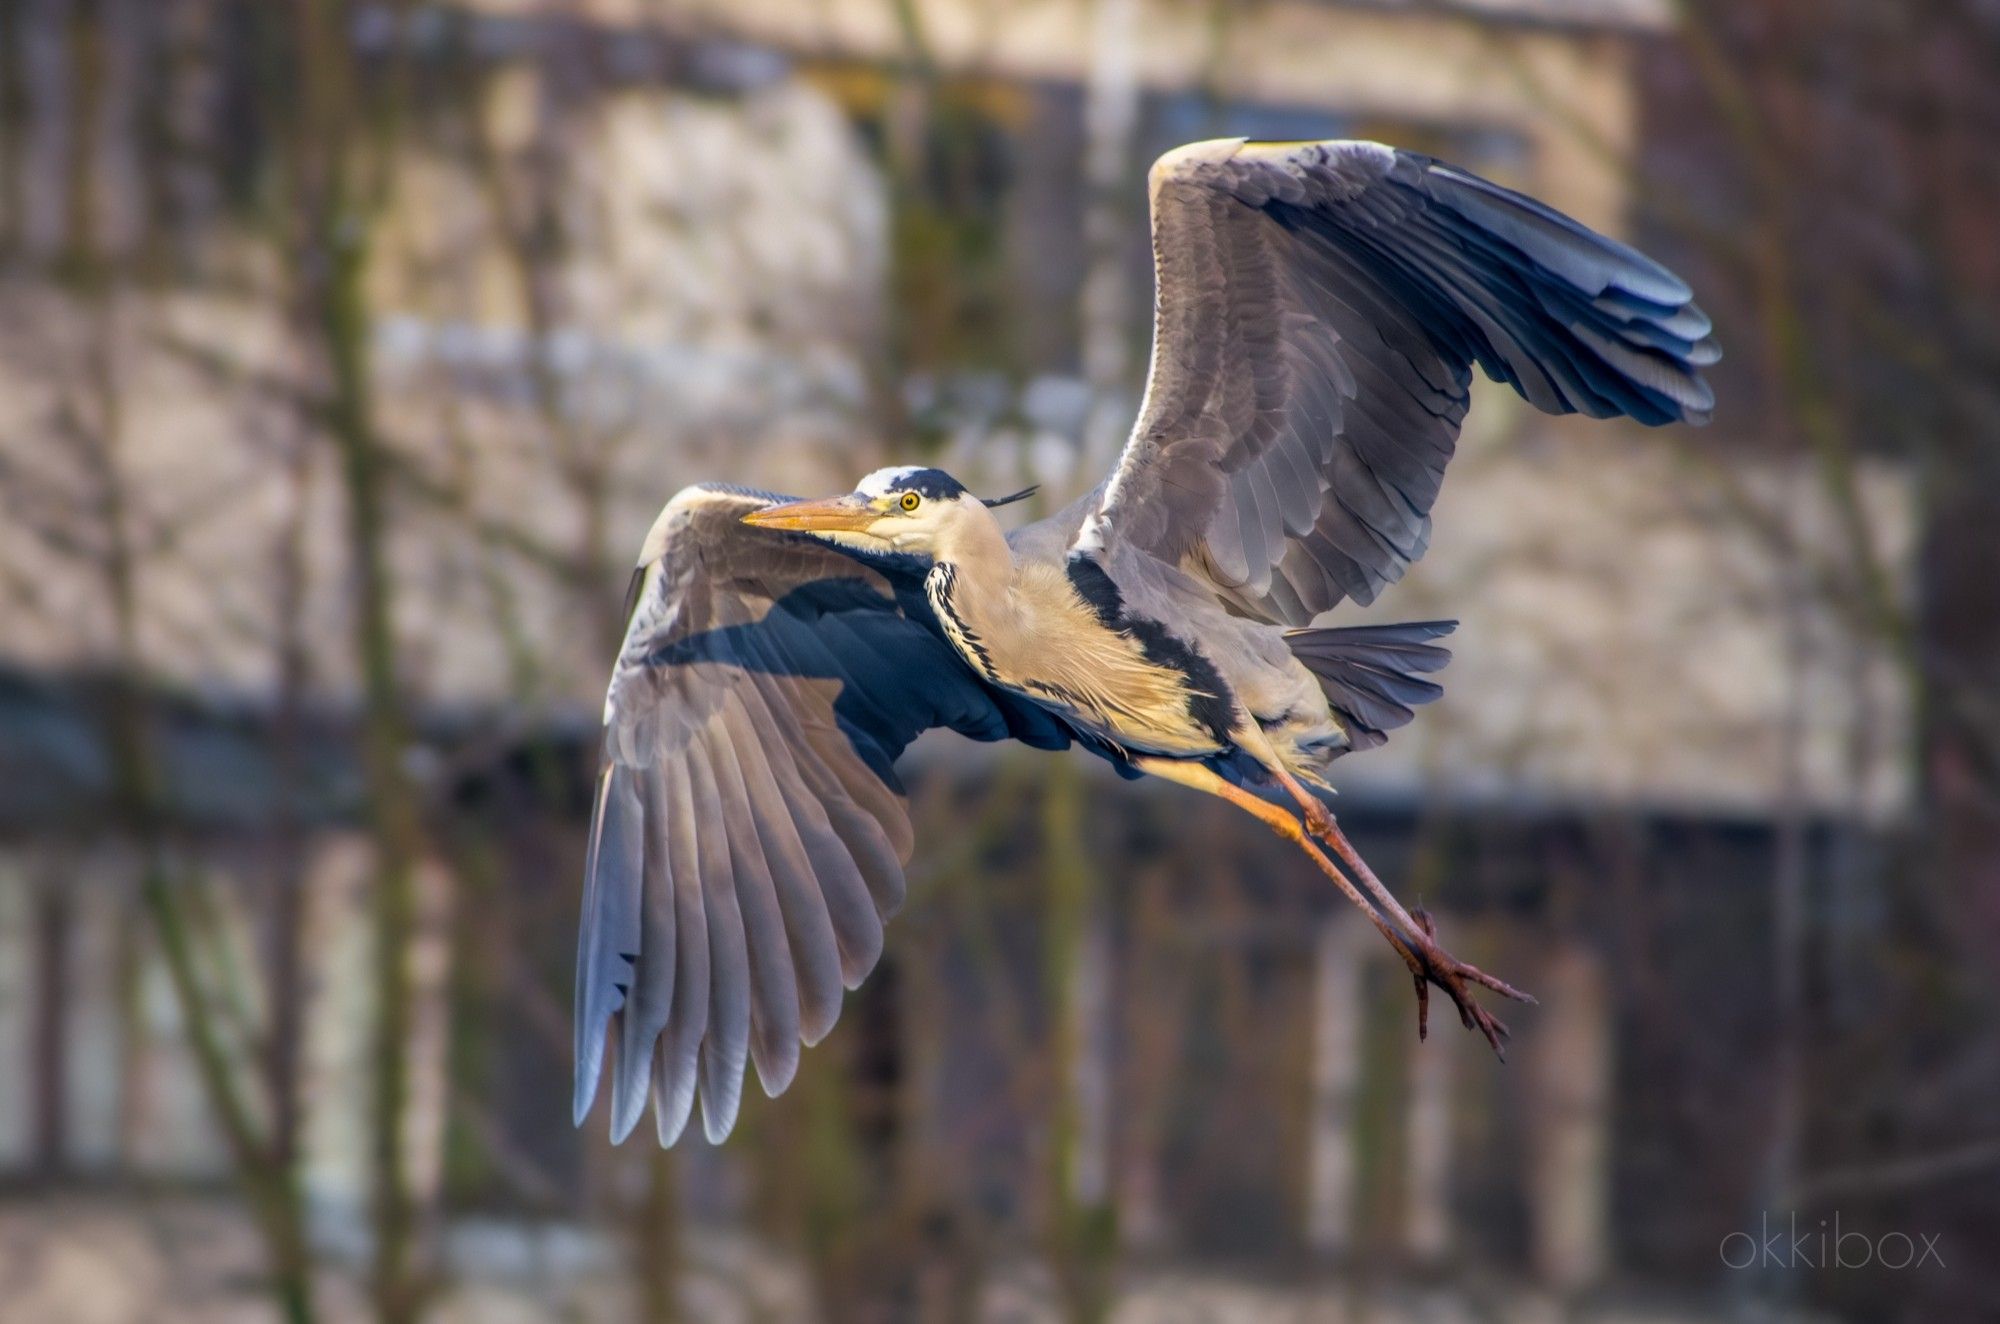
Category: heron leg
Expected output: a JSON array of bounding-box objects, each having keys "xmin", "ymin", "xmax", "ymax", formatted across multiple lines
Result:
[
  {"xmin": 1134, "ymin": 757, "xmax": 1524, "ymax": 1055},
  {"xmin": 1133, "ymin": 756, "xmax": 1422, "ymax": 968},
  {"xmin": 1260, "ymin": 763, "xmax": 1535, "ymax": 1053}
]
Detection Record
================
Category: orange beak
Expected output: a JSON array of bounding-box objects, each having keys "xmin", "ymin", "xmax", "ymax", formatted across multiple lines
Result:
[{"xmin": 740, "ymin": 494, "xmax": 879, "ymax": 533}]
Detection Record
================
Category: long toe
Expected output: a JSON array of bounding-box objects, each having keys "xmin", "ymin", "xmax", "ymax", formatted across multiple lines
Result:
[
  {"xmin": 1411, "ymin": 910, "xmax": 1536, "ymax": 1006},
  {"xmin": 1401, "ymin": 917, "xmax": 1532, "ymax": 1059},
  {"xmin": 1466, "ymin": 1003, "xmax": 1511, "ymax": 1058}
]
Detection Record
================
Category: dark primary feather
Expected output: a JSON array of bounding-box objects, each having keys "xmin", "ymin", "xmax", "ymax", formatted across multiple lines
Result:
[
  {"xmin": 1089, "ymin": 138, "xmax": 1719, "ymax": 625},
  {"xmin": 1284, "ymin": 619, "xmax": 1456, "ymax": 751},
  {"xmin": 576, "ymin": 485, "xmax": 1071, "ymax": 1144}
]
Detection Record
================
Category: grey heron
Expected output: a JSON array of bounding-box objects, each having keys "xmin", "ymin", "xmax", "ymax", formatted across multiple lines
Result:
[{"xmin": 576, "ymin": 138, "xmax": 1718, "ymax": 1145}]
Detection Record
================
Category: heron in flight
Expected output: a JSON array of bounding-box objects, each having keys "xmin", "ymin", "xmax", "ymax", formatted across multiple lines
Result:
[{"xmin": 576, "ymin": 138, "xmax": 1717, "ymax": 1146}]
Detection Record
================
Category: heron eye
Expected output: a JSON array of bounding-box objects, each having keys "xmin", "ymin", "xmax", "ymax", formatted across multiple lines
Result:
[{"xmin": 899, "ymin": 491, "xmax": 920, "ymax": 512}]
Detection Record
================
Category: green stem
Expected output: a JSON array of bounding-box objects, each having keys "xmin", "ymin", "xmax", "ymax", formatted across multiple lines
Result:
[
  {"xmin": 1039, "ymin": 761, "xmax": 1115, "ymax": 1324},
  {"xmin": 290, "ymin": 2, "xmax": 427, "ymax": 1316},
  {"xmin": 56, "ymin": 2, "xmax": 318, "ymax": 1313}
]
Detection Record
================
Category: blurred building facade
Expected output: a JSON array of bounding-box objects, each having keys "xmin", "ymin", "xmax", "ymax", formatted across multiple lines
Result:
[{"xmin": 0, "ymin": 1, "xmax": 1930, "ymax": 1321}]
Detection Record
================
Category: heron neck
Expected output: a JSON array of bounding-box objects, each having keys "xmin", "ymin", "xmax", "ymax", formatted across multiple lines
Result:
[{"xmin": 923, "ymin": 511, "xmax": 1024, "ymax": 673}]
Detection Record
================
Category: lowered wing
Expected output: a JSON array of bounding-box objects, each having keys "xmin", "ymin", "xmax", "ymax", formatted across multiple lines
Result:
[{"xmin": 577, "ymin": 484, "xmax": 1068, "ymax": 1145}]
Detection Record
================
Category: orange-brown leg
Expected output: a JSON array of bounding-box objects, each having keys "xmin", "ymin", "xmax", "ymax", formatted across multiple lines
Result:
[
  {"xmin": 1136, "ymin": 757, "xmax": 1524, "ymax": 1055},
  {"xmin": 1134, "ymin": 757, "xmax": 1424, "ymax": 968},
  {"xmin": 1261, "ymin": 762, "xmax": 1535, "ymax": 1053}
]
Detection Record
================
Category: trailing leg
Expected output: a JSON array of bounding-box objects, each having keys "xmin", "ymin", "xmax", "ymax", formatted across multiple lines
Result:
[
  {"xmin": 1136, "ymin": 757, "xmax": 1525, "ymax": 1055},
  {"xmin": 1266, "ymin": 762, "xmax": 1534, "ymax": 1053}
]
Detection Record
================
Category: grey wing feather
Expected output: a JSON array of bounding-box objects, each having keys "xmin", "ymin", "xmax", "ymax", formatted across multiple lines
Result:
[
  {"xmin": 576, "ymin": 483, "xmax": 1054, "ymax": 1145},
  {"xmin": 1285, "ymin": 619, "xmax": 1456, "ymax": 750},
  {"xmin": 1087, "ymin": 138, "xmax": 1719, "ymax": 623},
  {"xmin": 686, "ymin": 750, "xmax": 751, "ymax": 1144}
]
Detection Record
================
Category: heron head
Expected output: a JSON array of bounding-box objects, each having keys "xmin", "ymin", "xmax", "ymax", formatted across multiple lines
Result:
[{"xmin": 741, "ymin": 466, "xmax": 1035, "ymax": 560}]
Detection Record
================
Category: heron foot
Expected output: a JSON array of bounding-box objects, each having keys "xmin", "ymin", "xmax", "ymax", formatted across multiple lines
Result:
[
  {"xmin": 1397, "ymin": 907, "xmax": 1536, "ymax": 1059},
  {"xmin": 1284, "ymin": 794, "xmax": 1532, "ymax": 1057}
]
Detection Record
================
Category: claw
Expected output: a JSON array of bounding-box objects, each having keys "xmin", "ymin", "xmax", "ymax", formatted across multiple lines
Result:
[{"xmin": 1399, "ymin": 905, "xmax": 1532, "ymax": 1061}]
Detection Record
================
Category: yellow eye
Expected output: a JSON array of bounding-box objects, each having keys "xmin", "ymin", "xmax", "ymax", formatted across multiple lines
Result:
[{"xmin": 899, "ymin": 491, "xmax": 920, "ymax": 512}]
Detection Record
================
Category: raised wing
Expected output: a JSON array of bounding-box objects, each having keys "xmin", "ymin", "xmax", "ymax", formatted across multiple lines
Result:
[
  {"xmin": 1088, "ymin": 138, "xmax": 1719, "ymax": 623},
  {"xmin": 576, "ymin": 484, "xmax": 1068, "ymax": 1145}
]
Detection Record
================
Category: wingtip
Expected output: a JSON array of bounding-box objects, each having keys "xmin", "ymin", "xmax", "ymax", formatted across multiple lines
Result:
[
  {"xmin": 655, "ymin": 1087, "xmax": 695, "ymax": 1148},
  {"xmin": 572, "ymin": 1048, "xmax": 604, "ymax": 1130},
  {"xmin": 608, "ymin": 1075, "xmax": 650, "ymax": 1146},
  {"xmin": 754, "ymin": 1049, "xmax": 799, "ymax": 1099},
  {"xmin": 700, "ymin": 1094, "xmax": 741, "ymax": 1146},
  {"xmin": 699, "ymin": 1041, "xmax": 749, "ymax": 1145},
  {"xmin": 799, "ymin": 1007, "xmax": 839, "ymax": 1049}
]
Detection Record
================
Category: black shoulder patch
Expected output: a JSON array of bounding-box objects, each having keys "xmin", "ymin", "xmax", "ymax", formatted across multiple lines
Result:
[
  {"xmin": 1064, "ymin": 553, "xmax": 1125, "ymax": 628},
  {"xmin": 1064, "ymin": 553, "xmax": 1236, "ymax": 745}
]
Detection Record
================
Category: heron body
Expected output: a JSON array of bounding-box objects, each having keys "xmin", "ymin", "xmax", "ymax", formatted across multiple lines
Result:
[
  {"xmin": 577, "ymin": 138, "xmax": 1719, "ymax": 1146},
  {"xmin": 913, "ymin": 489, "xmax": 1240, "ymax": 762}
]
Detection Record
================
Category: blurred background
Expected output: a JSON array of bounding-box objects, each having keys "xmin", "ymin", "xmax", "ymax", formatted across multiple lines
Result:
[{"xmin": 0, "ymin": 1, "xmax": 1995, "ymax": 1321}]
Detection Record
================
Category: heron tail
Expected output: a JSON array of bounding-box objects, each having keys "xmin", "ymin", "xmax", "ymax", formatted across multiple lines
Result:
[{"xmin": 1283, "ymin": 620, "xmax": 1456, "ymax": 753}]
